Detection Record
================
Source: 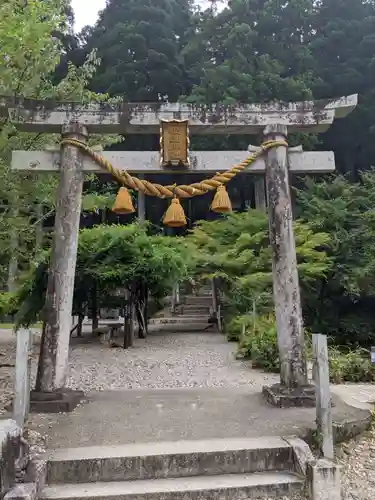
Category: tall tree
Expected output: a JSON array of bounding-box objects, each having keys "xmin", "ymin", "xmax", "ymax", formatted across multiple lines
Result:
[
  {"xmin": 0, "ymin": 0, "xmax": 118, "ymax": 290},
  {"xmin": 85, "ymin": 0, "xmax": 195, "ymax": 101},
  {"xmin": 311, "ymin": 0, "xmax": 375, "ymax": 176},
  {"xmin": 183, "ymin": 0, "xmax": 316, "ymax": 104},
  {"xmin": 296, "ymin": 170, "xmax": 375, "ymax": 345}
]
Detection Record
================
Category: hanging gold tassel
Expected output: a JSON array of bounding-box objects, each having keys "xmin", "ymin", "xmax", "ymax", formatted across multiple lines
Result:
[
  {"xmin": 112, "ymin": 187, "xmax": 135, "ymax": 214},
  {"xmin": 211, "ymin": 184, "xmax": 232, "ymax": 213},
  {"xmin": 163, "ymin": 197, "xmax": 187, "ymax": 227}
]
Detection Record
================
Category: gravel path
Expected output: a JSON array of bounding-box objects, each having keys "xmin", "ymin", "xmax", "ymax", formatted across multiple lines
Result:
[
  {"xmin": 2, "ymin": 328, "xmax": 375, "ymax": 499},
  {"xmin": 338, "ymin": 428, "xmax": 375, "ymax": 500},
  {"xmin": 66, "ymin": 331, "xmax": 278, "ymax": 392}
]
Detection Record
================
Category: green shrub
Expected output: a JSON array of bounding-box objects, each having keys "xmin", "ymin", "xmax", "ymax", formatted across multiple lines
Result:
[
  {"xmin": 0, "ymin": 292, "xmax": 14, "ymax": 320},
  {"xmin": 229, "ymin": 311, "xmax": 375, "ymax": 383},
  {"xmin": 237, "ymin": 314, "xmax": 280, "ymax": 373},
  {"xmin": 226, "ymin": 313, "xmax": 254, "ymax": 342},
  {"xmin": 328, "ymin": 347, "xmax": 375, "ymax": 383}
]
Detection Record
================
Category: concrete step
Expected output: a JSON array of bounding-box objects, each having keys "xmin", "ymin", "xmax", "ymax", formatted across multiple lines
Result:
[
  {"xmin": 177, "ymin": 305, "xmax": 211, "ymax": 311},
  {"xmin": 149, "ymin": 316, "xmax": 210, "ymax": 325},
  {"xmin": 43, "ymin": 472, "xmax": 304, "ymax": 500},
  {"xmin": 174, "ymin": 310, "xmax": 211, "ymax": 316},
  {"xmin": 46, "ymin": 437, "xmax": 295, "ymax": 484},
  {"xmin": 155, "ymin": 309, "xmax": 211, "ymax": 318},
  {"xmin": 149, "ymin": 323, "xmax": 216, "ymax": 333},
  {"xmin": 183, "ymin": 296, "xmax": 212, "ymax": 305}
]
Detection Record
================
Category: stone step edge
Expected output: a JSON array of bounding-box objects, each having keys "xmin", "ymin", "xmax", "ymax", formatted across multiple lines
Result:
[
  {"xmin": 45, "ymin": 437, "xmax": 298, "ymax": 484},
  {"xmin": 46, "ymin": 436, "xmax": 293, "ymax": 462},
  {"xmin": 42, "ymin": 472, "xmax": 304, "ymax": 499},
  {"xmin": 149, "ymin": 318, "xmax": 210, "ymax": 324},
  {"xmin": 148, "ymin": 324, "xmax": 216, "ymax": 331},
  {"xmin": 150, "ymin": 314, "xmax": 211, "ymax": 319}
]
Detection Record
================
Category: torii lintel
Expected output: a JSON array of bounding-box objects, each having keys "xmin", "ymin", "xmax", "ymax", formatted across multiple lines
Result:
[{"xmin": 0, "ymin": 94, "xmax": 358, "ymax": 134}]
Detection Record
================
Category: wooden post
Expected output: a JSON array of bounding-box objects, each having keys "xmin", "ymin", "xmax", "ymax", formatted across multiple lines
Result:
[
  {"xmin": 36, "ymin": 123, "xmax": 87, "ymax": 392},
  {"xmin": 171, "ymin": 285, "xmax": 176, "ymax": 314},
  {"xmin": 312, "ymin": 334, "xmax": 334, "ymax": 460},
  {"xmin": 264, "ymin": 124, "xmax": 308, "ymax": 390},
  {"xmin": 137, "ymin": 174, "xmax": 146, "ymax": 222},
  {"xmin": 123, "ymin": 289, "xmax": 134, "ymax": 349},
  {"xmin": 211, "ymin": 279, "xmax": 218, "ymax": 320},
  {"xmin": 91, "ymin": 284, "xmax": 99, "ymax": 332},
  {"xmin": 254, "ymin": 177, "xmax": 267, "ymax": 210},
  {"xmin": 217, "ymin": 304, "xmax": 222, "ymax": 333},
  {"xmin": 13, "ymin": 329, "xmax": 31, "ymax": 427},
  {"xmin": 175, "ymin": 282, "xmax": 180, "ymax": 305}
]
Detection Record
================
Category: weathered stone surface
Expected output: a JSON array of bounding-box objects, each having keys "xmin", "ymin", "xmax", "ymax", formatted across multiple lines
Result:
[
  {"xmin": 37, "ymin": 124, "xmax": 87, "ymax": 392},
  {"xmin": 312, "ymin": 334, "xmax": 334, "ymax": 460},
  {"xmin": 283, "ymin": 437, "xmax": 315, "ymax": 477},
  {"xmin": 332, "ymin": 414, "xmax": 372, "ymax": 444},
  {"xmin": 26, "ymin": 388, "xmax": 371, "ymax": 449},
  {"xmin": 1, "ymin": 94, "xmax": 357, "ymax": 133},
  {"xmin": 29, "ymin": 390, "xmax": 85, "ymax": 414},
  {"xmin": 42, "ymin": 472, "xmax": 304, "ymax": 500},
  {"xmin": 26, "ymin": 458, "xmax": 47, "ymax": 496},
  {"xmin": 13, "ymin": 329, "xmax": 32, "ymax": 428},
  {"xmin": 46, "ymin": 437, "xmax": 295, "ymax": 484},
  {"xmin": 264, "ymin": 124, "xmax": 308, "ymax": 389},
  {"xmin": 0, "ymin": 420, "xmax": 22, "ymax": 497},
  {"xmin": 12, "ymin": 149, "xmax": 335, "ymax": 174},
  {"xmin": 307, "ymin": 459, "xmax": 341, "ymax": 500},
  {"xmin": 4, "ymin": 483, "xmax": 37, "ymax": 500},
  {"xmin": 262, "ymin": 383, "xmax": 316, "ymax": 408}
]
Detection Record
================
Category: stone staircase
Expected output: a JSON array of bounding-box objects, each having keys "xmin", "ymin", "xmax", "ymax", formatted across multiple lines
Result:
[
  {"xmin": 41, "ymin": 437, "xmax": 308, "ymax": 500},
  {"xmin": 149, "ymin": 286, "xmax": 216, "ymax": 332}
]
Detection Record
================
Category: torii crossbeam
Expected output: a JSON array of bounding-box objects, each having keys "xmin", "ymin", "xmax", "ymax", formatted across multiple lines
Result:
[{"xmin": 5, "ymin": 94, "xmax": 357, "ymax": 410}]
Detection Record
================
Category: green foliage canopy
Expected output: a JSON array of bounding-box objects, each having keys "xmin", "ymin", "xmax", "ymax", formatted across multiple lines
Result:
[
  {"xmin": 13, "ymin": 223, "xmax": 191, "ymax": 327},
  {"xmin": 187, "ymin": 209, "xmax": 331, "ymax": 318},
  {"xmin": 296, "ymin": 169, "xmax": 375, "ymax": 344}
]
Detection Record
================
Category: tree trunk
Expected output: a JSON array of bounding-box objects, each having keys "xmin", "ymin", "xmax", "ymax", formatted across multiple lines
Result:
[
  {"xmin": 77, "ymin": 313, "xmax": 84, "ymax": 337},
  {"xmin": 91, "ymin": 284, "xmax": 99, "ymax": 332},
  {"xmin": 7, "ymin": 231, "xmax": 18, "ymax": 293},
  {"xmin": 35, "ymin": 204, "xmax": 44, "ymax": 251},
  {"xmin": 137, "ymin": 283, "xmax": 148, "ymax": 339},
  {"xmin": 123, "ymin": 289, "xmax": 134, "ymax": 349}
]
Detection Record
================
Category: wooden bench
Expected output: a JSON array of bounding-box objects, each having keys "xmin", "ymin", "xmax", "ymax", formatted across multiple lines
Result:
[{"xmin": 93, "ymin": 322, "xmax": 123, "ymax": 347}]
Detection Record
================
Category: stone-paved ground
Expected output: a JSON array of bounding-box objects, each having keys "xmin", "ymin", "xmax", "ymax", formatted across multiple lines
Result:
[{"xmin": 1, "ymin": 328, "xmax": 375, "ymax": 499}]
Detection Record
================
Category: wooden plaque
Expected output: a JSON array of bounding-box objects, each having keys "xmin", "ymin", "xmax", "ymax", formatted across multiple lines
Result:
[{"xmin": 160, "ymin": 120, "xmax": 190, "ymax": 168}]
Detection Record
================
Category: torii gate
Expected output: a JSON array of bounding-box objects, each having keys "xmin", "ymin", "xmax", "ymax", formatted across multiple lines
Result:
[{"xmin": 5, "ymin": 94, "xmax": 357, "ymax": 410}]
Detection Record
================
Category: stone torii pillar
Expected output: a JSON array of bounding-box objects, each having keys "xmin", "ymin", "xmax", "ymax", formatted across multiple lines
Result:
[
  {"xmin": 263, "ymin": 124, "xmax": 309, "ymax": 405},
  {"xmin": 36, "ymin": 124, "xmax": 87, "ymax": 395},
  {"xmin": 5, "ymin": 94, "xmax": 357, "ymax": 410}
]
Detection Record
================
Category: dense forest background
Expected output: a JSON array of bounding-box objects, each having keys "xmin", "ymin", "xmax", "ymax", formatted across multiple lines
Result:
[{"xmin": 59, "ymin": 0, "xmax": 375, "ymax": 177}]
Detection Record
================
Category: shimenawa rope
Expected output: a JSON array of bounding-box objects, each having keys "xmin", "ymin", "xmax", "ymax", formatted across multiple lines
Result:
[{"xmin": 60, "ymin": 139, "xmax": 287, "ymax": 199}]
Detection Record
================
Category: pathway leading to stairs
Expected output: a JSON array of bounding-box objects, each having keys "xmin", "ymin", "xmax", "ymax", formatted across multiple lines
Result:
[
  {"xmin": 27, "ymin": 329, "xmax": 371, "ymax": 450},
  {"xmin": 66, "ymin": 330, "xmax": 278, "ymax": 392}
]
